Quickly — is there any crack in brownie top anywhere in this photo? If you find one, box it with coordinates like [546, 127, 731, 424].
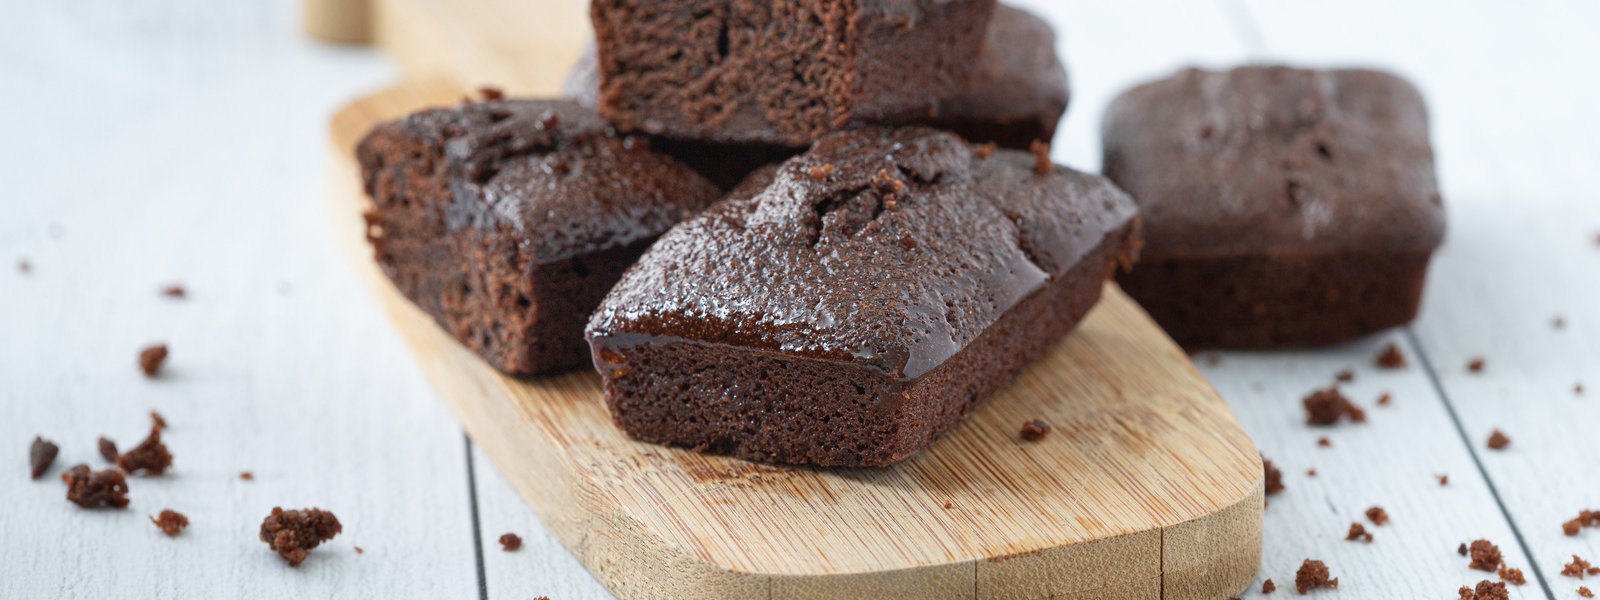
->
[358, 98, 713, 264]
[588, 127, 1138, 379]
[1102, 66, 1446, 259]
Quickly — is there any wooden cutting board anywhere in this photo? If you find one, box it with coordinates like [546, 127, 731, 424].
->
[316, 1, 1264, 598]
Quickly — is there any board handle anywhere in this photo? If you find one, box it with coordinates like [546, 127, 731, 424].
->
[301, 0, 372, 45]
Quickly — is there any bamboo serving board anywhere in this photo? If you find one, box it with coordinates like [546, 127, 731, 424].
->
[318, 1, 1264, 597]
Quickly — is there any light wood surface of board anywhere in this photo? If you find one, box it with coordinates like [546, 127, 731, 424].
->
[328, 76, 1264, 598]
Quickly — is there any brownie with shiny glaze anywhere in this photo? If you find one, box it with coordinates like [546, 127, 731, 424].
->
[568, 4, 1067, 188]
[357, 98, 720, 375]
[1103, 66, 1446, 349]
[586, 127, 1141, 466]
[591, 0, 997, 147]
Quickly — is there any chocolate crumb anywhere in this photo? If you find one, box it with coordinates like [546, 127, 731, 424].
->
[807, 164, 836, 179]
[1564, 519, 1582, 536]
[1459, 542, 1469, 556]
[354, 546, 364, 554]
[1345, 522, 1373, 542]
[1263, 458, 1284, 496]
[976, 141, 997, 160]
[62, 464, 129, 508]
[1366, 506, 1389, 526]
[29, 436, 59, 479]
[150, 509, 189, 536]
[1306, 468, 1317, 477]
[1028, 140, 1053, 175]
[1438, 474, 1450, 486]
[1468, 357, 1486, 373]
[97, 436, 118, 463]
[139, 344, 168, 377]
[1335, 369, 1355, 382]
[1498, 566, 1526, 585]
[498, 533, 522, 552]
[1580, 586, 1594, 598]
[1303, 386, 1365, 425]
[1486, 429, 1511, 450]
[942, 501, 953, 509]
[1294, 559, 1338, 593]
[1020, 419, 1052, 442]
[1376, 343, 1408, 368]
[260, 507, 342, 567]
[240, 471, 254, 481]
[160, 284, 186, 299]
[1317, 437, 1332, 448]
[1261, 578, 1275, 594]
[1564, 555, 1593, 578]
[477, 86, 504, 101]
[1468, 539, 1503, 571]
[150, 410, 167, 432]
[116, 426, 172, 476]
[1377, 392, 1392, 406]
[1459, 580, 1509, 600]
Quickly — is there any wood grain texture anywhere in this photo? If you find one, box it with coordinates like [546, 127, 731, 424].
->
[329, 77, 1263, 599]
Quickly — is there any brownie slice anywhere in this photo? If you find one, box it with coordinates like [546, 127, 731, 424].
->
[591, 0, 997, 147]
[586, 127, 1141, 467]
[1102, 66, 1446, 349]
[357, 99, 721, 375]
[569, 4, 1066, 187]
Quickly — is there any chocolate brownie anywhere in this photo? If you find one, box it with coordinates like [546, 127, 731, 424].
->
[568, 5, 1067, 186]
[586, 127, 1141, 466]
[590, 0, 997, 147]
[1103, 66, 1446, 349]
[357, 98, 721, 375]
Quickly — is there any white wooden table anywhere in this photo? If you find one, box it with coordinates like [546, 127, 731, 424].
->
[2, 1, 1596, 598]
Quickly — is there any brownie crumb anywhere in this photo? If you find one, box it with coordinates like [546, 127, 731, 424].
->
[1580, 586, 1594, 598]
[240, 471, 255, 481]
[1366, 506, 1390, 526]
[150, 410, 167, 432]
[1317, 437, 1332, 448]
[1498, 566, 1526, 585]
[498, 533, 523, 552]
[1261, 578, 1276, 594]
[62, 464, 129, 508]
[260, 507, 342, 567]
[1375, 343, 1408, 368]
[17, 258, 31, 274]
[1468, 357, 1486, 373]
[1303, 386, 1365, 426]
[354, 546, 364, 554]
[1020, 419, 1052, 442]
[117, 426, 172, 475]
[942, 501, 953, 509]
[477, 86, 504, 101]
[1028, 140, 1053, 175]
[1564, 519, 1582, 536]
[1468, 539, 1503, 571]
[1459, 542, 1469, 556]
[976, 141, 997, 160]
[1486, 429, 1511, 450]
[1345, 522, 1373, 542]
[1335, 369, 1356, 382]
[1306, 468, 1317, 477]
[29, 436, 59, 479]
[1459, 580, 1508, 600]
[1377, 392, 1392, 406]
[1264, 458, 1285, 496]
[807, 164, 836, 179]
[1294, 559, 1338, 593]
[139, 344, 169, 377]
[1564, 555, 1593, 578]
[97, 436, 118, 463]
[150, 509, 189, 536]
[1438, 474, 1450, 486]
[160, 284, 187, 299]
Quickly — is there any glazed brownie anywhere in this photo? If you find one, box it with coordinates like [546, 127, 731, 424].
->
[586, 127, 1141, 467]
[357, 98, 721, 375]
[590, 0, 998, 146]
[1103, 66, 1446, 349]
[569, 5, 1067, 186]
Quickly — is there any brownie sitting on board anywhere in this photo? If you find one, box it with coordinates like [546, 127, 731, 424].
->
[1103, 66, 1446, 349]
[586, 127, 1142, 467]
[357, 98, 721, 375]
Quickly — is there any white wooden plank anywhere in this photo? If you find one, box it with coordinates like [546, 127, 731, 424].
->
[1199, 338, 1541, 598]
[1241, 1, 1600, 595]
[471, 444, 614, 600]
[0, 1, 482, 598]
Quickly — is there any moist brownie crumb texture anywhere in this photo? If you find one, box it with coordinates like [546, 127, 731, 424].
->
[1486, 429, 1511, 450]
[150, 509, 189, 536]
[116, 426, 173, 476]
[1468, 539, 1503, 571]
[1261, 578, 1275, 594]
[1459, 581, 1509, 600]
[357, 98, 720, 375]
[62, 465, 129, 509]
[260, 507, 342, 567]
[1294, 559, 1338, 593]
[586, 127, 1140, 466]
[1345, 522, 1372, 542]
[1303, 386, 1365, 425]
[1365, 506, 1389, 525]
[1497, 566, 1526, 585]
[1263, 457, 1285, 496]
[1375, 342, 1407, 368]
[138, 344, 168, 377]
[29, 436, 58, 479]
[1019, 418, 1051, 441]
[97, 436, 118, 463]
[499, 533, 523, 551]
